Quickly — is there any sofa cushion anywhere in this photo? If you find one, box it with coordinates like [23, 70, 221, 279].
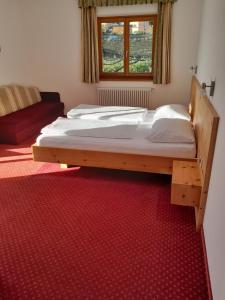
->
[8, 85, 42, 110]
[0, 85, 42, 117]
[0, 86, 19, 116]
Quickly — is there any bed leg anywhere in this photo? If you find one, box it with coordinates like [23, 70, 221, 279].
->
[60, 164, 73, 169]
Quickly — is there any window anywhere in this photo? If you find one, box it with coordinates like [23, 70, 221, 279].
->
[97, 15, 157, 81]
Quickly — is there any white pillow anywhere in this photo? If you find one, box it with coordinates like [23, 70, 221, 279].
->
[154, 104, 191, 122]
[147, 118, 195, 143]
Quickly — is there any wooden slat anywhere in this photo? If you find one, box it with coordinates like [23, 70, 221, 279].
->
[32, 144, 195, 175]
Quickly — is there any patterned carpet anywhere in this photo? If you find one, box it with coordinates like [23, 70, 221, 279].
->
[0, 141, 209, 299]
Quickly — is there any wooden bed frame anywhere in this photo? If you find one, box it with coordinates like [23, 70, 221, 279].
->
[32, 76, 219, 228]
[189, 76, 219, 228]
[31, 148, 195, 175]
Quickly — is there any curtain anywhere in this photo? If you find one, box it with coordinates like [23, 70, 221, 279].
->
[153, 1, 172, 84]
[79, 0, 177, 8]
[81, 7, 99, 83]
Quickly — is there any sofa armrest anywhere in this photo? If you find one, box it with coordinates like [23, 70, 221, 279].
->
[40, 92, 61, 102]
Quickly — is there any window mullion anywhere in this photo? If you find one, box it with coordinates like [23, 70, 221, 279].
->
[124, 19, 129, 75]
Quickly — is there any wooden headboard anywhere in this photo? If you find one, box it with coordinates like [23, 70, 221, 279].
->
[189, 76, 219, 228]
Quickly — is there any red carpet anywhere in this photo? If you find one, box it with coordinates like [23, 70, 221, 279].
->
[0, 142, 209, 299]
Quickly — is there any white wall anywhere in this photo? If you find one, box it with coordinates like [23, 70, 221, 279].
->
[20, 0, 97, 112]
[0, 0, 26, 84]
[0, 0, 202, 112]
[197, 1, 225, 299]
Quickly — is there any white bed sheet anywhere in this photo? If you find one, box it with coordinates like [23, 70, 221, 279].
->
[67, 104, 148, 124]
[36, 121, 196, 159]
[41, 117, 138, 139]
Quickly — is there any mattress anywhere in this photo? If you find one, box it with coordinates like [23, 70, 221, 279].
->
[36, 119, 196, 159]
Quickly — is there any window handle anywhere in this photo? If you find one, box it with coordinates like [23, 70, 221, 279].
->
[125, 50, 128, 58]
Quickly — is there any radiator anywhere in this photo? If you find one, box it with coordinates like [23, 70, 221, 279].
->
[97, 87, 153, 109]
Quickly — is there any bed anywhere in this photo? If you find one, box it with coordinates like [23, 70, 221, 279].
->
[33, 102, 197, 175]
[32, 76, 219, 228]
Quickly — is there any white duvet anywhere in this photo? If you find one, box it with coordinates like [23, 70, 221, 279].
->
[41, 117, 138, 139]
[67, 104, 147, 124]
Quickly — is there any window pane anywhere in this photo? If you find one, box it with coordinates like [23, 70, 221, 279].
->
[129, 21, 153, 73]
[101, 22, 124, 73]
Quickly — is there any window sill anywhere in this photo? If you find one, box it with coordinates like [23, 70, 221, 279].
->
[99, 74, 153, 82]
